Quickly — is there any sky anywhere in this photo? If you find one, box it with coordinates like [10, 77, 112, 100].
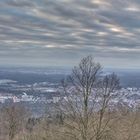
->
[0, 0, 140, 69]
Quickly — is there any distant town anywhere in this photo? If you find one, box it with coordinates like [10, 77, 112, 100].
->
[0, 67, 140, 114]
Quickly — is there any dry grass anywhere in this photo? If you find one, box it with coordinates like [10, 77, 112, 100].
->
[1, 108, 139, 140]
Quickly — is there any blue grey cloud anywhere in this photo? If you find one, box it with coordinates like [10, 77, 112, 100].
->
[0, 0, 140, 68]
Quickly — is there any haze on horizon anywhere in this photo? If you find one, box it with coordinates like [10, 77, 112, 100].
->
[0, 0, 140, 69]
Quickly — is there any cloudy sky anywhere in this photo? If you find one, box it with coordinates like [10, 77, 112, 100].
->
[0, 0, 140, 69]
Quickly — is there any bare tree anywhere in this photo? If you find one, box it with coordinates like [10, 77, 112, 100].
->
[2, 103, 28, 140]
[57, 56, 120, 140]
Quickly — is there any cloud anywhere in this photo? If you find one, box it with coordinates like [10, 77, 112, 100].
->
[0, 0, 140, 68]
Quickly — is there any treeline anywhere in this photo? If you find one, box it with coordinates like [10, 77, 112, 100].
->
[0, 56, 140, 140]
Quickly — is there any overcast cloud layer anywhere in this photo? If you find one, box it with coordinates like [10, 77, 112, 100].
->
[0, 0, 140, 68]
